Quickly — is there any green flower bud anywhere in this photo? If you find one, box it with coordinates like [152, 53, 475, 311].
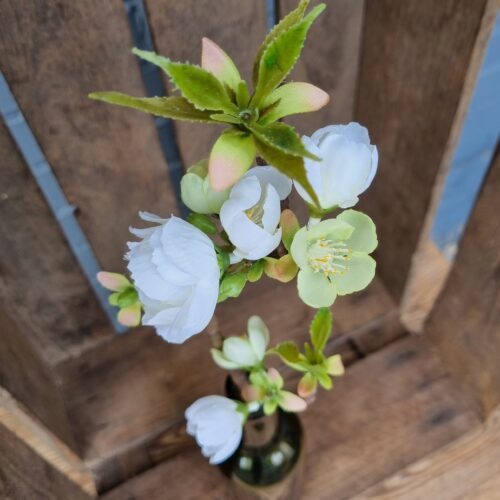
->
[180, 160, 230, 214]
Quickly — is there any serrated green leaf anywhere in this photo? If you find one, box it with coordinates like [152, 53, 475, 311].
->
[280, 209, 300, 252]
[218, 272, 247, 302]
[186, 213, 218, 235]
[310, 307, 332, 353]
[247, 260, 265, 282]
[251, 4, 326, 107]
[249, 122, 320, 161]
[254, 136, 320, 208]
[89, 93, 215, 123]
[132, 48, 238, 114]
[165, 61, 239, 113]
[252, 0, 310, 86]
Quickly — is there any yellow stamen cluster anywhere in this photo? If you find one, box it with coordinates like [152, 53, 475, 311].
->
[245, 203, 264, 227]
[307, 238, 352, 278]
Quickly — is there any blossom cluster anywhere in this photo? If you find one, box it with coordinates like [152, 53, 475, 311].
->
[93, 0, 379, 466]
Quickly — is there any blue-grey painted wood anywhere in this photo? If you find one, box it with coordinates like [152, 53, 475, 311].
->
[431, 12, 500, 258]
[123, 0, 188, 217]
[0, 71, 126, 334]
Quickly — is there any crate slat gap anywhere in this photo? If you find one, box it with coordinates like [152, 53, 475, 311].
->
[123, 0, 188, 217]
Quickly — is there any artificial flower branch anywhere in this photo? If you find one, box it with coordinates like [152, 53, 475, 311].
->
[93, 0, 379, 466]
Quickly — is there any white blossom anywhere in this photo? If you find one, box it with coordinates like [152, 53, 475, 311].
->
[295, 122, 378, 210]
[186, 395, 244, 464]
[126, 213, 219, 343]
[220, 166, 292, 263]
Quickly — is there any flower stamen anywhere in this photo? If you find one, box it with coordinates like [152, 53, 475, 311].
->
[308, 238, 352, 277]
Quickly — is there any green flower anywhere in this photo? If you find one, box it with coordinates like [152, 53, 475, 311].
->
[290, 210, 377, 308]
[180, 159, 230, 214]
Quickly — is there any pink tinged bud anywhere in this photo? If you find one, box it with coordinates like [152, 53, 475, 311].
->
[264, 255, 298, 283]
[97, 271, 130, 291]
[241, 384, 265, 402]
[297, 373, 317, 398]
[201, 37, 241, 90]
[279, 391, 307, 413]
[117, 302, 141, 327]
[267, 367, 284, 389]
[209, 131, 256, 191]
[280, 209, 300, 252]
[261, 82, 330, 124]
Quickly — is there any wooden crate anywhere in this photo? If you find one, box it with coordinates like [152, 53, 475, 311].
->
[0, 1, 499, 499]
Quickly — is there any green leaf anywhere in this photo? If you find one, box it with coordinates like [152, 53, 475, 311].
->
[186, 213, 218, 235]
[132, 48, 237, 114]
[247, 260, 265, 282]
[259, 82, 329, 124]
[254, 136, 320, 208]
[263, 398, 278, 416]
[280, 209, 300, 252]
[316, 369, 333, 390]
[251, 3, 326, 107]
[304, 342, 315, 363]
[297, 372, 317, 398]
[210, 113, 241, 124]
[248, 122, 320, 161]
[89, 93, 215, 123]
[310, 307, 332, 353]
[236, 81, 250, 108]
[273, 341, 300, 364]
[218, 272, 247, 302]
[252, 0, 310, 86]
[249, 370, 268, 388]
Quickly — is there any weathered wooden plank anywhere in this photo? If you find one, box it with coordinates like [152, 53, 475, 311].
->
[102, 336, 478, 499]
[146, 0, 268, 168]
[0, 123, 109, 364]
[426, 144, 500, 417]
[352, 408, 500, 500]
[280, 0, 365, 133]
[0, 0, 177, 274]
[400, 0, 499, 332]
[0, 387, 96, 500]
[0, 304, 77, 449]
[356, 0, 489, 301]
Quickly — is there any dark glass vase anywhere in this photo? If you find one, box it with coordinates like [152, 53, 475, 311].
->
[221, 377, 304, 499]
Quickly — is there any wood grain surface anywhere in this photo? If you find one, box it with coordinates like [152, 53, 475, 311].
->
[426, 144, 500, 417]
[356, 0, 488, 302]
[146, 0, 268, 168]
[280, 0, 365, 133]
[353, 407, 500, 500]
[0, 387, 96, 500]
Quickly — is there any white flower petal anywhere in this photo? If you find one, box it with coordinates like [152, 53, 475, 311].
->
[247, 316, 269, 360]
[245, 166, 292, 200]
[223, 337, 258, 366]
